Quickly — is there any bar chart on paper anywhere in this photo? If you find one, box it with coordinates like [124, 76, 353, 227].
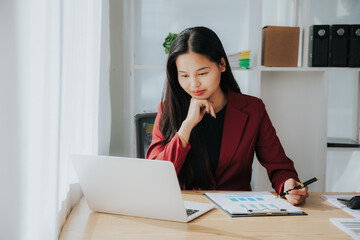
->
[204, 191, 305, 216]
[226, 195, 282, 212]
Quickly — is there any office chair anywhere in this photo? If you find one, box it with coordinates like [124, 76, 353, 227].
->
[134, 112, 157, 158]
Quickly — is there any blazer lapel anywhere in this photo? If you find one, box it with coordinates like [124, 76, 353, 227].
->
[215, 91, 248, 179]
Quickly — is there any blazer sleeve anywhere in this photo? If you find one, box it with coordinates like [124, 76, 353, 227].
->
[146, 104, 191, 174]
[255, 100, 299, 194]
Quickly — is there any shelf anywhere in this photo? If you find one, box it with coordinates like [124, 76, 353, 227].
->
[256, 67, 315, 72]
[327, 137, 360, 148]
[327, 147, 360, 151]
[254, 67, 360, 72]
[135, 65, 360, 72]
[229, 66, 252, 71]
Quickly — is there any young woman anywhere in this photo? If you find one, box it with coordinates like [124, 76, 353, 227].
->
[146, 26, 308, 205]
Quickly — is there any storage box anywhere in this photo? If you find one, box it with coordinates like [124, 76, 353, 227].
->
[262, 26, 300, 67]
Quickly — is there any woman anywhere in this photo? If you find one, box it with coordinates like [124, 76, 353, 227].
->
[146, 26, 308, 205]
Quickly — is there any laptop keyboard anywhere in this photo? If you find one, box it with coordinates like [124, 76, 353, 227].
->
[186, 208, 199, 217]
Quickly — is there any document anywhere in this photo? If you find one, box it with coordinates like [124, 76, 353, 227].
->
[204, 191, 306, 217]
[330, 218, 360, 239]
[322, 195, 360, 219]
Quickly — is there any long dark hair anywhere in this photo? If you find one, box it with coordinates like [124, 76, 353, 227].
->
[160, 26, 240, 189]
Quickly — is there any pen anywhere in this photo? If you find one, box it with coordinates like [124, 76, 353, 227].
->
[280, 177, 319, 197]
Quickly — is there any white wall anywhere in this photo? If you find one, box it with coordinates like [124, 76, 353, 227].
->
[0, 1, 22, 239]
[109, 0, 132, 157]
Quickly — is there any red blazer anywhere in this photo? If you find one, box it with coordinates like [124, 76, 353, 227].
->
[146, 90, 299, 193]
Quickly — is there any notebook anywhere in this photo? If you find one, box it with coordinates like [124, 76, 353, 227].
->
[71, 155, 215, 222]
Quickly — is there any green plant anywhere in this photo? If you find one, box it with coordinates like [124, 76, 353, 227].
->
[163, 32, 178, 54]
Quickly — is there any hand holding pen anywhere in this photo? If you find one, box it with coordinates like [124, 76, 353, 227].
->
[280, 177, 318, 205]
[281, 177, 319, 197]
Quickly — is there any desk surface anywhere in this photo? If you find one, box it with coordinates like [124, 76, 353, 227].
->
[59, 191, 354, 240]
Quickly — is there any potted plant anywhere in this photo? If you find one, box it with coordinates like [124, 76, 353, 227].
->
[162, 32, 178, 54]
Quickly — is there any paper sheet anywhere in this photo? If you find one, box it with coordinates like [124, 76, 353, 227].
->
[330, 218, 360, 239]
[322, 195, 360, 219]
[205, 191, 304, 216]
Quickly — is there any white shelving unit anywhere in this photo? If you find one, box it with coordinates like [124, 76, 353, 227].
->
[119, 0, 360, 192]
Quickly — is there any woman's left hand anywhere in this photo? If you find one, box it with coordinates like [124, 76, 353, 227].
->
[283, 178, 309, 205]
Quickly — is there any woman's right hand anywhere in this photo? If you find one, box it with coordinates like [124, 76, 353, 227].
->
[177, 98, 215, 148]
[185, 98, 216, 129]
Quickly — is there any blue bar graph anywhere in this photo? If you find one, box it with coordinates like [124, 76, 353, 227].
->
[225, 195, 282, 211]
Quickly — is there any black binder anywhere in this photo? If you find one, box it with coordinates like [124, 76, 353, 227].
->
[309, 25, 330, 67]
[329, 24, 350, 67]
[349, 24, 360, 67]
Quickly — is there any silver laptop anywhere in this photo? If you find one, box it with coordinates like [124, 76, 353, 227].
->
[71, 155, 215, 222]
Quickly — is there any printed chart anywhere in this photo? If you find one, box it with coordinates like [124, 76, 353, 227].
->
[331, 218, 360, 239]
[226, 195, 283, 212]
[205, 191, 304, 216]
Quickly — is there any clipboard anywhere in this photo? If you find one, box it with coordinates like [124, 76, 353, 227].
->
[204, 191, 307, 217]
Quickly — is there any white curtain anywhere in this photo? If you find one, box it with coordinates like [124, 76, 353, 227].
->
[0, 0, 111, 239]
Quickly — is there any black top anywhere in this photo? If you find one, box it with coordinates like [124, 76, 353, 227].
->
[200, 105, 226, 176]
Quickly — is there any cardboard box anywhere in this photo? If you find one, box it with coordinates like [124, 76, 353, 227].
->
[262, 26, 300, 67]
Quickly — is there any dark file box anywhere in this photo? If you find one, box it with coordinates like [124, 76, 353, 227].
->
[308, 25, 330, 67]
[349, 24, 360, 67]
[329, 25, 350, 67]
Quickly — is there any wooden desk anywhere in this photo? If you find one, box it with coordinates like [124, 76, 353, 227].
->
[59, 192, 353, 239]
